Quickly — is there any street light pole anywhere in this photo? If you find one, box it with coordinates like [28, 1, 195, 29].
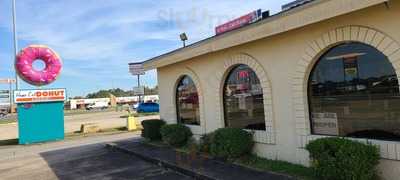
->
[12, 0, 19, 90]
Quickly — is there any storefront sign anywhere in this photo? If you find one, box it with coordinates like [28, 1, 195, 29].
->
[0, 79, 16, 84]
[238, 70, 249, 79]
[129, 63, 145, 75]
[133, 86, 145, 96]
[14, 89, 66, 103]
[215, 9, 262, 35]
[0, 90, 10, 104]
[312, 113, 339, 135]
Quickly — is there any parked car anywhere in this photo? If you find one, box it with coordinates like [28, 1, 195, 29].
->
[0, 111, 6, 118]
[132, 103, 139, 109]
[86, 102, 108, 110]
[0, 108, 8, 119]
[136, 102, 159, 113]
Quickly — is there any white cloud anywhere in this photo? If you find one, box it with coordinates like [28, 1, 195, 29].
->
[0, 0, 292, 96]
[6, 0, 291, 60]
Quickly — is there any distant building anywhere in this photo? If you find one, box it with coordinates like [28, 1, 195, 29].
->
[68, 95, 159, 110]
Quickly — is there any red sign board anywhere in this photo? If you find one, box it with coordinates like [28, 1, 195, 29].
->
[215, 10, 262, 35]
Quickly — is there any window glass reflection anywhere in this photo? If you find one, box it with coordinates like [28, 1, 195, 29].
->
[224, 64, 266, 130]
[176, 76, 200, 125]
[308, 42, 400, 141]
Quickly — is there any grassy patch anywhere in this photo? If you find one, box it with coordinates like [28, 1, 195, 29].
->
[143, 141, 313, 179]
[66, 126, 133, 138]
[0, 119, 17, 124]
[120, 112, 159, 118]
[135, 112, 159, 117]
[0, 109, 117, 125]
[236, 155, 315, 180]
[64, 109, 114, 116]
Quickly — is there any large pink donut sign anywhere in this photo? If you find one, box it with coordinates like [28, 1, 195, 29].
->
[15, 45, 62, 86]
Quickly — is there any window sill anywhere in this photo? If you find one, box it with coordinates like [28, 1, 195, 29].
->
[299, 135, 400, 160]
[184, 124, 204, 135]
[246, 129, 276, 144]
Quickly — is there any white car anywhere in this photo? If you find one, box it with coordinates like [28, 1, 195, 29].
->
[132, 103, 139, 109]
[0, 109, 8, 118]
[86, 102, 109, 110]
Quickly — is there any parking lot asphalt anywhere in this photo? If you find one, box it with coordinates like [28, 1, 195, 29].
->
[0, 135, 191, 180]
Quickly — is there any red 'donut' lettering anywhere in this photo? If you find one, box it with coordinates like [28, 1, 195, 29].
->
[35, 90, 64, 97]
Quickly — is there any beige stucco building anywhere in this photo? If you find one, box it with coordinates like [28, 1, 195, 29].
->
[141, 0, 400, 179]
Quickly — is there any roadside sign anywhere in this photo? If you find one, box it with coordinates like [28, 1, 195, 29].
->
[0, 89, 11, 109]
[133, 86, 145, 96]
[0, 90, 10, 100]
[0, 90, 10, 94]
[14, 89, 66, 103]
[129, 63, 145, 75]
[0, 95, 9, 98]
[0, 79, 16, 84]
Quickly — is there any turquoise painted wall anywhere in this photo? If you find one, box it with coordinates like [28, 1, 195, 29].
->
[18, 102, 64, 144]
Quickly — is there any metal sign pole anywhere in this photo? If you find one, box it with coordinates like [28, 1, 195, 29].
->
[137, 74, 141, 103]
[9, 82, 12, 113]
[12, 0, 19, 90]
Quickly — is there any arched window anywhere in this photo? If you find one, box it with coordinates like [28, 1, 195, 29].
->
[223, 64, 266, 130]
[176, 75, 200, 125]
[308, 42, 400, 141]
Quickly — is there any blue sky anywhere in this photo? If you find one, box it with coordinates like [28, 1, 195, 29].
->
[0, 0, 291, 97]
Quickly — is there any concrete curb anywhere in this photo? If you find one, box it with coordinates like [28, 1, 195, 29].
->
[105, 143, 215, 180]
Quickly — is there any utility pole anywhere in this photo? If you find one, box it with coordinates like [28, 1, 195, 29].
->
[12, 0, 19, 90]
[8, 81, 12, 113]
[137, 74, 141, 103]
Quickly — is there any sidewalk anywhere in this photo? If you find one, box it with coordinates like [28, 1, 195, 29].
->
[0, 132, 140, 162]
[107, 140, 294, 180]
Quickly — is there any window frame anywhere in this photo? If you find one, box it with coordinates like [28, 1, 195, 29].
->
[175, 75, 201, 126]
[307, 41, 400, 139]
[222, 64, 266, 131]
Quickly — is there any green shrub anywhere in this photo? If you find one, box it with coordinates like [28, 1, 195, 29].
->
[210, 128, 254, 159]
[199, 132, 215, 153]
[305, 137, 380, 180]
[160, 124, 192, 147]
[141, 119, 165, 141]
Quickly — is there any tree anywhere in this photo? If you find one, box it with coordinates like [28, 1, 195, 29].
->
[85, 87, 158, 98]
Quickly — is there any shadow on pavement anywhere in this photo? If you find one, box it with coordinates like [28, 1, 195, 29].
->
[0, 138, 18, 146]
[39, 143, 192, 180]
